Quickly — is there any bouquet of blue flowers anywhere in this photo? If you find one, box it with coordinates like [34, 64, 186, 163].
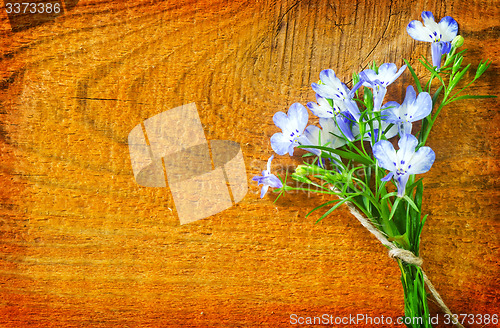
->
[253, 11, 493, 328]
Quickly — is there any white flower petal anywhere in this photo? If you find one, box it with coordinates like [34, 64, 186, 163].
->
[373, 140, 398, 171]
[303, 125, 321, 146]
[271, 133, 292, 156]
[273, 111, 289, 131]
[397, 134, 418, 162]
[266, 155, 274, 172]
[408, 146, 435, 175]
[421, 11, 437, 27]
[408, 92, 432, 121]
[319, 69, 342, 89]
[288, 103, 309, 133]
[407, 20, 434, 42]
[438, 16, 458, 42]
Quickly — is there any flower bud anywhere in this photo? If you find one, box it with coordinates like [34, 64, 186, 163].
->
[294, 165, 308, 176]
[364, 87, 374, 110]
[452, 55, 463, 75]
[452, 35, 464, 48]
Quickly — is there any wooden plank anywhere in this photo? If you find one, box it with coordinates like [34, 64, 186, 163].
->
[0, 0, 498, 326]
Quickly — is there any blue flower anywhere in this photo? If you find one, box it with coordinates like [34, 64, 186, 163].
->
[311, 69, 362, 121]
[307, 95, 357, 142]
[407, 11, 458, 69]
[381, 85, 432, 137]
[302, 118, 347, 162]
[373, 134, 435, 197]
[271, 103, 309, 156]
[252, 155, 283, 198]
[359, 63, 406, 112]
[307, 94, 339, 118]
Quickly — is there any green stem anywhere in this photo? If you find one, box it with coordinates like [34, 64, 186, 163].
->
[399, 261, 433, 328]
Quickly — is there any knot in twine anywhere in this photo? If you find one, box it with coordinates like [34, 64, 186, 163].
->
[388, 248, 423, 267]
[332, 188, 465, 328]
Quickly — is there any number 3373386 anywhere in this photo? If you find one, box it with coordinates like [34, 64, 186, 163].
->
[5, 2, 61, 14]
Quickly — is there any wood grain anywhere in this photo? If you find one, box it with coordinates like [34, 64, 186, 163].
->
[0, 0, 498, 327]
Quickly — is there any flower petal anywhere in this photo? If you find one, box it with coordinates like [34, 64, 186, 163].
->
[320, 117, 347, 148]
[273, 111, 289, 131]
[421, 11, 436, 26]
[334, 115, 355, 142]
[407, 20, 434, 42]
[252, 175, 265, 184]
[396, 173, 410, 197]
[267, 174, 283, 189]
[319, 69, 341, 88]
[407, 146, 435, 175]
[349, 80, 364, 98]
[397, 134, 418, 162]
[389, 64, 407, 85]
[345, 99, 361, 121]
[307, 96, 335, 118]
[381, 101, 401, 123]
[431, 42, 444, 68]
[311, 83, 336, 100]
[359, 69, 378, 86]
[382, 121, 399, 139]
[438, 16, 458, 41]
[398, 121, 413, 137]
[303, 125, 321, 155]
[378, 63, 398, 79]
[266, 155, 274, 172]
[288, 103, 309, 133]
[373, 86, 387, 111]
[409, 91, 432, 121]
[373, 140, 398, 171]
[402, 85, 417, 108]
[270, 133, 291, 156]
[381, 171, 394, 182]
[260, 184, 270, 198]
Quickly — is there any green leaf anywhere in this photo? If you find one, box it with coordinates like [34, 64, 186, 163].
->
[283, 186, 338, 195]
[306, 200, 340, 218]
[388, 197, 402, 221]
[430, 71, 447, 89]
[448, 63, 471, 91]
[405, 178, 424, 195]
[403, 195, 420, 213]
[419, 57, 434, 72]
[432, 85, 443, 105]
[446, 94, 496, 105]
[316, 196, 355, 223]
[297, 145, 374, 165]
[381, 192, 398, 200]
[273, 169, 288, 203]
[452, 55, 464, 75]
[404, 59, 422, 93]
[388, 233, 410, 249]
[421, 214, 428, 225]
[414, 179, 424, 211]
[475, 59, 492, 79]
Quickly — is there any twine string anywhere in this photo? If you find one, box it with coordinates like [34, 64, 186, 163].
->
[335, 189, 464, 328]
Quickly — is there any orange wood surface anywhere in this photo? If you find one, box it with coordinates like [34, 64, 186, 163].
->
[0, 0, 498, 327]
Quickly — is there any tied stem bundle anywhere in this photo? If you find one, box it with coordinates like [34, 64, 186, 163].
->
[337, 188, 464, 328]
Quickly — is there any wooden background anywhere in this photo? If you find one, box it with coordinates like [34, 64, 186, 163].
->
[0, 0, 498, 327]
